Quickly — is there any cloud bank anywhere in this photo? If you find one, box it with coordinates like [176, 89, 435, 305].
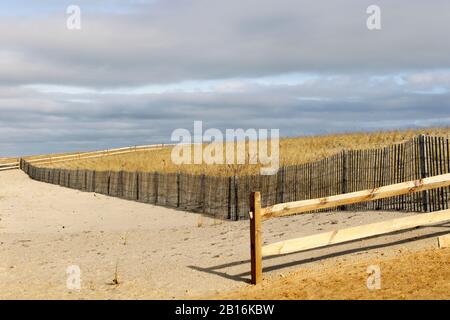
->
[1, 0, 450, 156]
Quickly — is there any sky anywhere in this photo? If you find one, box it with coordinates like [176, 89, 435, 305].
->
[1, 0, 450, 156]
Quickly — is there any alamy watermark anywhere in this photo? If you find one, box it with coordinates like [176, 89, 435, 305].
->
[67, 5, 81, 30]
[66, 265, 81, 290]
[171, 121, 279, 175]
[366, 5, 381, 30]
[366, 264, 381, 290]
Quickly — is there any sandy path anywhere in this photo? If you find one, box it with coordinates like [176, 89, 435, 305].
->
[0, 170, 448, 299]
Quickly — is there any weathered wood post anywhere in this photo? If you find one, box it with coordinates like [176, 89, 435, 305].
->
[419, 135, 429, 212]
[341, 151, 347, 210]
[176, 172, 180, 207]
[250, 191, 262, 284]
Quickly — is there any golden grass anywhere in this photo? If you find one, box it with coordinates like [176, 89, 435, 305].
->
[39, 128, 450, 177]
[210, 247, 450, 300]
[0, 157, 18, 165]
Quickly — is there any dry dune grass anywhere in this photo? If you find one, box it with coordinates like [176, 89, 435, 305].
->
[212, 247, 450, 300]
[0, 157, 18, 165]
[40, 127, 450, 177]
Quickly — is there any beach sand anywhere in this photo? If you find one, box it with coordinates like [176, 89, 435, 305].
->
[1, 170, 448, 299]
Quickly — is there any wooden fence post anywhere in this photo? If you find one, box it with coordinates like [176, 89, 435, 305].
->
[280, 167, 285, 203]
[250, 191, 262, 284]
[176, 172, 180, 207]
[419, 135, 429, 212]
[234, 176, 239, 220]
[154, 172, 159, 205]
[341, 151, 347, 210]
[228, 176, 232, 220]
[136, 172, 140, 201]
[119, 170, 124, 198]
[201, 174, 206, 213]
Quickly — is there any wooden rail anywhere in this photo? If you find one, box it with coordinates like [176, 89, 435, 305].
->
[0, 164, 19, 171]
[262, 209, 450, 256]
[26, 145, 167, 166]
[24, 143, 170, 165]
[262, 174, 450, 219]
[0, 143, 173, 172]
[249, 173, 450, 284]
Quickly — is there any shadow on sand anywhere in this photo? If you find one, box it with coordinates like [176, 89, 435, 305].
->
[188, 224, 450, 284]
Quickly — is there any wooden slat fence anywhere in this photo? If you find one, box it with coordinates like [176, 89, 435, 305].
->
[20, 135, 450, 220]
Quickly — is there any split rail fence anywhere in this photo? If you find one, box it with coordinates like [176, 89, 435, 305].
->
[249, 173, 450, 284]
[1, 143, 170, 172]
[0, 162, 19, 171]
[20, 135, 450, 220]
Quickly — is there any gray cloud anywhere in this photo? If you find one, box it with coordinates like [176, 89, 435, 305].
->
[1, 1, 450, 156]
[1, 1, 450, 87]
[2, 73, 450, 156]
